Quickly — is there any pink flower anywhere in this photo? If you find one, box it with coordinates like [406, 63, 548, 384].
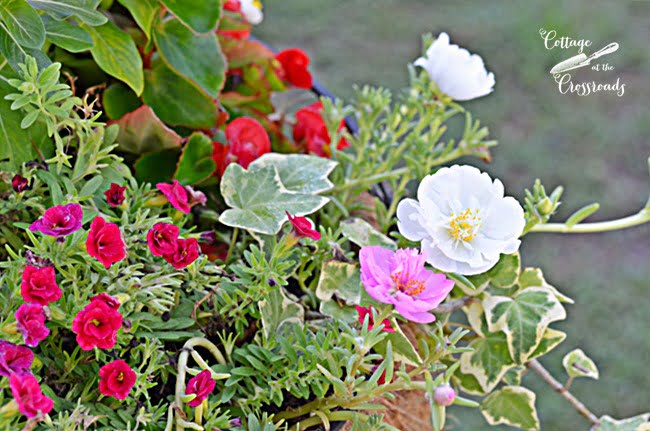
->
[104, 183, 126, 207]
[0, 341, 34, 377]
[71, 296, 123, 350]
[89, 293, 121, 310]
[156, 180, 190, 213]
[20, 265, 62, 306]
[355, 306, 395, 333]
[163, 238, 200, 269]
[359, 246, 454, 324]
[286, 211, 321, 241]
[99, 359, 137, 400]
[86, 216, 127, 268]
[9, 372, 54, 418]
[147, 222, 180, 256]
[185, 369, 216, 407]
[15, 304, 49, 347]
[29, 203, 83, 237]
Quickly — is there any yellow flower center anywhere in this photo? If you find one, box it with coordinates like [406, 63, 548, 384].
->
[448, 208, 481, 242]
[253, 0, 262, 10]
[390, 272, 426, 297]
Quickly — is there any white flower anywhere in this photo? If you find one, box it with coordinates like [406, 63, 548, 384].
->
[414, 32, 495, 101]
[240, 0, 263, 25]
[397, 165, 524, 275]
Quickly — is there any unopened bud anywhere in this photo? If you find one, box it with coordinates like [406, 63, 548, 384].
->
[536, 197, 554, 215]
[433, 384, 456, 406]
[268, 278, 276, 287]
[229, 417, 242, 427]
[11, 175, 31, 193]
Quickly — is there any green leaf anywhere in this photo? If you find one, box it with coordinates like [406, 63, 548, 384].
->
[258, 288, 304, 338]
[460, 326, 515, 392]
[315, 261, 360, 303]
[0, 0, 45, 48]
[42, 15, 93, 52]
[102, 82, 141, 120]
[83, 20, 144, 95]
[159, 0, 222, 34]
[592, 414, 650, 431]
[134, 149, 180, 184]
[153, 16, 225, 98]
[528, 327, 566, 360]
[340, 217, 396, 250]
[28, 0, 107, 26]
[113, 105, 182, 155]
[174, 132, 216, 185]
[562, 348, 599, 380]
[143, 60, 217, 129]
[519, 267, 574, 304]
[381, 318, 422, 366]
[117, 0, 158, 38]
[219, 164, 329, 235]
[483, 286, 567, 363]
[466, 252, 520, 294]
[480, 386, 540, 431]
[566, 202, 599, 227]
[319, 300, 357, 322]
[248, 153, 338, 194]
[0, 23, 51, 72]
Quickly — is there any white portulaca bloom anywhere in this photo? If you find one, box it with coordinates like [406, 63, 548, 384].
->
[397, 165, 525, 275]
[240, 0, 263, 25]
[414, 32, 495, 101]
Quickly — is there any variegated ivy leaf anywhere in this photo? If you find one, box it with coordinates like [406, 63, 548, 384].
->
[315, 261, 361, 303]
[528, 327, 566, 360]
[463, 252, 521, 295]
[460, 322, 515, 392]
[219, 164, 328, 235]
[375, 317, 422, 366]
[562, 348, 599, 380]
[592, 414, 650, 431]
[340, 217, 396, 250]
[248, 153, 337, 194]
[519, 267, 574, 304]
[480, 386, 540, 431]
[483, 286, 566, 364]
[258, 288, 304, 338]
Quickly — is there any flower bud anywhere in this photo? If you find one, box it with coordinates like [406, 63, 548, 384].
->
[11, 175, 31, 193]
[433, 384, 456, 406]
[229, 417, 242, 427]
[536, 197, 554, 215]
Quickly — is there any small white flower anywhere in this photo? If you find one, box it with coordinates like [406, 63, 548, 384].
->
[414, 32, 495, 101]
[397, 165, 524, 275]
[240, 0, 263, 25]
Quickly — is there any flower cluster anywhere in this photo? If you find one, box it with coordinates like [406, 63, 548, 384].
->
[147, 222, 200, 269]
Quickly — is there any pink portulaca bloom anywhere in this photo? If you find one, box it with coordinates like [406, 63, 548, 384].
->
[29, 203, 83, 237]
[359, 246, 454, 324]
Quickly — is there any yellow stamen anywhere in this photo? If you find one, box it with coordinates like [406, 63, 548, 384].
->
[448, 208, 481, 242]
[390, 273, 426, 297]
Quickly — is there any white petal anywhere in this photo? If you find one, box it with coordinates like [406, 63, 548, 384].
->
[397, 199, 428, 241]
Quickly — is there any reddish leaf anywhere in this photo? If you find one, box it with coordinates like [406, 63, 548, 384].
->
[110, 105, 182, 154]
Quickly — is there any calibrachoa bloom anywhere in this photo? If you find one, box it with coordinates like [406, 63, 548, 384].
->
[355, 305, 395, 333]
[293, 101, 350, 158]
[86, 216, 126, 268]
[29, 203, 83, 237]
[147, 222, 180, 256]
[286, 211, 321, 241]
[185, 369, 216, 407]
[104, 183, 126, 207]
[11, 174, 30, 192]
[212, 117, 271, 177]
[0, 341, 33, 377]
[433, 384, 456, 406]
[163, 238, 200, 269]
[99, 359, 137, 400]
[15, 304, 49, 347]
[9, 373, 54, 418]
[20, 265, 61, 306]
[414, 32, 495, 101]
[396, 165, 525, 275]
[89, 293, 121, 310]
[276, 48, 313, 89]
[157, 180, 191, 213]
[359, 246, 454, 323]
[72, 295, 123, 350]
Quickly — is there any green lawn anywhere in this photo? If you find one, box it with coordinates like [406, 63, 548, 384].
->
[258, 1, 650, 429]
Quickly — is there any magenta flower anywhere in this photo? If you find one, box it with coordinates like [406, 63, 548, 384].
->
[9, 372, 54, 418]
[156, 180, 190, 214]
[359, 246, 454, 324]
[29, 203, 83, 237]
[185, 369, 216, 407]
[0, 341, 34, 377]
[15, 304, 50, 347]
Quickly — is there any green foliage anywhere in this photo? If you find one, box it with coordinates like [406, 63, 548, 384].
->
[480, 386, 540, 431]
[562, 348, 599, 380]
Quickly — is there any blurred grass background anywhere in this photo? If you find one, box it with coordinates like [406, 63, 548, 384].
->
[257, 1, 650, 429]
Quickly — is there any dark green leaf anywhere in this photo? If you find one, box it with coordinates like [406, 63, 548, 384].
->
[0, 0, 45, 48]
[0, 23, 51, 72]
[134, 149, 180, 184]
[102, 81, 141, 120]
[42, 15, 93, 52]
[28, 0, 108, 26]
[159, 0, 222, 33]
[117, 0, 158, 38]
[174, 132, 215, 185]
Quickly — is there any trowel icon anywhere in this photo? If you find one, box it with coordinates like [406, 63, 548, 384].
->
[550, 42, 619, 74]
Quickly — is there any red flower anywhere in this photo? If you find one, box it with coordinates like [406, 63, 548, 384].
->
[16, 304, 50, 347]
[163, 238, 200, 269]
[147, 222, 180, 256]
[355, 306, 395, 333]
[185, 369, 216, 407]
[223, 0, 241, 11]
[11, 174, 31, 192]
[71, 296, 123, 350]
[293, 102, 350, 157]
[20, 265, 61, 306]
[212, 117, 271, 177]
[29, 203, 83, 237]
[156, 180, 191, 214]
[286, 211, 321, 241]
[89, 293, 121, 310]
[0, 341, 34, 377]
[104, 183, 126, 207]
[86, 216, 126, 269]
[9, 373, 54, 418]
[99, 359, 137, 400]
[276, 48, 313, 89]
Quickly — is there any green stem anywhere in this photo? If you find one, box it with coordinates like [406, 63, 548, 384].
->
[330, 168, 409, 193]
[530, 209, 649, 233]
[225, 228, 238, 265]
[292, 411, 371, 430]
